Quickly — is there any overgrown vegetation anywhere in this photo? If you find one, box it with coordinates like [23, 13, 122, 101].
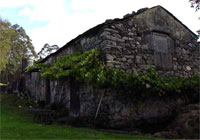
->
[27, 49, 199, 98]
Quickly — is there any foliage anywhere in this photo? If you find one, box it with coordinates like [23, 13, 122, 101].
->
[27, 49, 199, 98]
[190, 0, 200, 11]
[39, 49, 106, 86]
[0, 18, 13, 72]
[37, 43, 59, 60]
[0, 17, 37, 83]
[26, 63, 46, 72]
[189, 0, 200, 36]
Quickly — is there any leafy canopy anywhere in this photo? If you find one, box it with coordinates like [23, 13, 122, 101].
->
[0, 17, 37, 83]
[0, 18, 13, 72]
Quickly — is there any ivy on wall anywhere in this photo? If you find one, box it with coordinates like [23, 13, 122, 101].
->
[27, 49, 199, 98]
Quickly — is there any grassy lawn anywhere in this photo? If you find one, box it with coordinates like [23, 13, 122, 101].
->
[0, 93, 161, 140]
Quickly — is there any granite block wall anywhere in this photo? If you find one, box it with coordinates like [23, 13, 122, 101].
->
[23, 6, 199, 131]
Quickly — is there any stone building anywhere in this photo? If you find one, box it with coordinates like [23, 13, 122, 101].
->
[24, 6, 199, 135]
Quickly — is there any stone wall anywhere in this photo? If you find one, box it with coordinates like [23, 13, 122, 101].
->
[25, 5, 199, 107]
[64, 84, 198, 131]
[100, 7, 199, 76]
[42, 28, 105, 65]
[49, 80, 70, 108]
[24, 73, 70, 106]
[41, 6, 199, 77]
[24, 72, 41, 99]
[23, 6, 199, 137]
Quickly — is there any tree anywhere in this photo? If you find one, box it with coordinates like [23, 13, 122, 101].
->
[5, 24, 37, 75]
[37, 43, 59, 59]
[190, 0, 200, 11]
[189, 0, 200, 36]
[0, 17, 37, 83]
[0, 18, 13, 72]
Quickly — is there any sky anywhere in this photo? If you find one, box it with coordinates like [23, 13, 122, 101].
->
[0, 0, 199, 53]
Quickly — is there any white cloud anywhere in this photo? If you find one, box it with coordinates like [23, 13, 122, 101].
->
[3, 0, 198, 52]
[0, 0, 29, 8]
[19, 7, 32, 16]
[28, 11, 102, 52]
[18, 0, 66, 21]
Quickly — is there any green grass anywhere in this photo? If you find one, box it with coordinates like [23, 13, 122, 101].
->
[0, 93, 162, 140]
